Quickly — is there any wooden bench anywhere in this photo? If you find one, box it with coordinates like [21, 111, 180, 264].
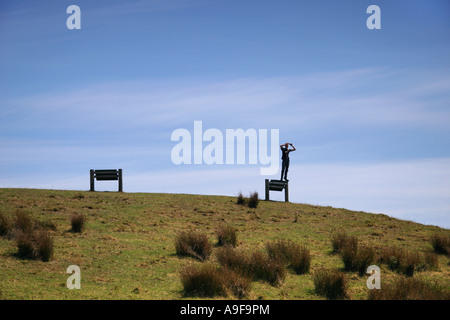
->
[265, 179, 289, 202]
[90, 169, 123, 192]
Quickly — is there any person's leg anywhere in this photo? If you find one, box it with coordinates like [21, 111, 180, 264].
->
[283, 159, 290, 180]
[281, 162, 286, 180]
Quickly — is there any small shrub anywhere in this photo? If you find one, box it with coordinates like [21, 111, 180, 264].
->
[314, 269, 348, 300]
[180, 263, 226, 297]
[368, 277, 450, 300]
[175, 231, 212, 261]
[331, 232, 358, 253]
[217, 225, 238, 247]
[0, 212, 11, 237]
[236, 192, 246, 205]
[266, 240, 311, 274]
[247, 192, 259, 209]
[71, 213, 86, 233]
[430, 234, 450, 255]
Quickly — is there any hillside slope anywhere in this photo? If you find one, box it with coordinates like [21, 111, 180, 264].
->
[0, 188, 448, 300]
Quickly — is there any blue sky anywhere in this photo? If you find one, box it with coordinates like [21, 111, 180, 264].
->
[1, 0, 449, 228]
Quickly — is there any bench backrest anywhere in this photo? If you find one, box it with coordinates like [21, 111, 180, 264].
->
[268, 180, 287, 191]
[93, 169, 120, 181]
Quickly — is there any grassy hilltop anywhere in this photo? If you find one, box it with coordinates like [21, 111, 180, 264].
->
[0, 188, 449, 300]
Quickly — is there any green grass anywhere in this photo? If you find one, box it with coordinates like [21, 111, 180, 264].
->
[0, 188, 449, 300]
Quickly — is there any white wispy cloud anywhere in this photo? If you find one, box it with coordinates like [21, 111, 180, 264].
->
[2, 68, 450, 134]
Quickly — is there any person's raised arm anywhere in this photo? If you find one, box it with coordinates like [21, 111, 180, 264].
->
[289, 143, 296, 151]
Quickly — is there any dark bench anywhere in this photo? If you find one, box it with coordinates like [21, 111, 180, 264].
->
[90, 169, 123, 192]
[265, 179, 289, 202]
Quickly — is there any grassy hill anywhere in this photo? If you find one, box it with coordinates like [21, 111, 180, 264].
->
[0, 188, 448, 300]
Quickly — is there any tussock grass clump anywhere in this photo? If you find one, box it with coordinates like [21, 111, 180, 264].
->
[290, 249, 311, 275]
[341, 245, 376, 276]
[247, 192, 259, 209]
[236, 192, 246, 205]
[430, 234, 450, 255]
[216, 225, 238, 247]
[314, 269, 348, 300]
[221, 268, 252, 299]
[16, 230, 36, 259]
[379, 246, 420, 277]
[331, 232, 358, 253]
[266, 240, 311, 274]
[332, 232, 375, 275]
[71, 213, 86, 233]
[15, 211, 34, 234]
[216, 246, 249, 272]
[236, 191, 259, 209]
[180, 263, 226, 297]
[368, 277, 450, 300]
[250, 250, 285, 285]
[180, 263, 251, 298]
[15, 229, 54, 261]
[34, 229, 54, 262]
[0, 212, 11, 237]
[8, 212, 55, 261]
[420, 252, 439, 271]
[175, 231, 212, 261]
[216, 247, 285, 286]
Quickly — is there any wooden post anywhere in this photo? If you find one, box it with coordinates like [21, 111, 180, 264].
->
[90, 169, 95, 191]
[265, 179, 269, 201]
[118, 169, 123, 192]
[284, 180, 289, 202]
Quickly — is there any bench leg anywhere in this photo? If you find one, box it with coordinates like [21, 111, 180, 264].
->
[90, 170, 95, 192]
[285, 181, 289, 202]
[118, 169, 123, 192]
[265, 179, 269, 201]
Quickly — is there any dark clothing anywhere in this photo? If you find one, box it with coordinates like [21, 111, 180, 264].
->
[281, 147, 291, 160]
[281, 158, 290, 180]
[281, 146, 292, 180]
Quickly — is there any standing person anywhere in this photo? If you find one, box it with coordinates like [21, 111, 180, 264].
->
[280, 142, 296, 181]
